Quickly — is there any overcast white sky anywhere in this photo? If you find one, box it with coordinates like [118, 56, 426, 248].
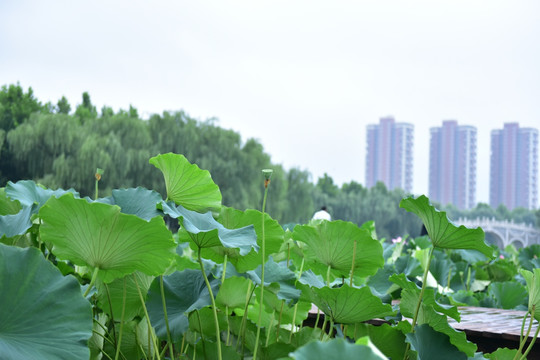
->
[1, 1, 539, 203]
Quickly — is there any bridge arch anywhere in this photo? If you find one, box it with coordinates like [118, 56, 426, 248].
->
[484, 230, 505, 249]
[509, 238, 525, 249]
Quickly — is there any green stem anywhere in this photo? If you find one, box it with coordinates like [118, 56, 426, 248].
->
[287, 243, 290, 267]
[320, 315, 328, 341]
[276, 300, 285, 341]
[514, 307, 535, 360]
[160, 275, 175, 359]
[265, 310, 276, 347]
[521, 323, 540, 360]
[197, 247, 222, 360]
[327, 319, 335, 340]
[83, 267, 100, 298]
[350, 240, 357, 286]
[253, 181, 270, 360]
[104, 283, 118, 347]
[221, 254, 228, 285]
[195, 309, 207, 360]
[519, 309, 530, 345]
[114, 277, 127, 360]
[133, 274, 160, 360]
[225, 305, 231, 346]
[411, 247, 434, 329]
[237, 282, 255, 355]
[289, 303, 299, 343]
[404, 246, 434, 360]
[326, 264, 332, 287]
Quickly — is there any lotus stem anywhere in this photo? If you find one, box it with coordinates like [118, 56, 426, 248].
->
[350, 240, 357, 286]
[287, 243, 290, 267]
[320, 315, 328, 341]
[221, 254, 228, 285]
[83, 267, 100, 298]
[237, 282, 255, 355]
[520, 322, 540, 360]
[195, 309, 208, 360]
[133, 274, 161, 360]
[411, 246, 434, 329]
[225, 305, 231, 346]
[159, 275, 175, 358]
[253, 169, 272, 360]
[196, 247, 222, 360]
[289, 303, 299, 343]
[326, 264, 332, 287]
[114, 278, 127, 360]
[104, 283, 118, 347]
[404, 246, 434, 360]
[514, 307, 536, 360]
[265, 310, 276, 347]
[276, 300, 285, 341]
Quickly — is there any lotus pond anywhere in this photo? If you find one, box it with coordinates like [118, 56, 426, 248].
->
[1, 153, 539, 360]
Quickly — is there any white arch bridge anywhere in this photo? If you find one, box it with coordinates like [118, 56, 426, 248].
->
[457, 217, 540, 249]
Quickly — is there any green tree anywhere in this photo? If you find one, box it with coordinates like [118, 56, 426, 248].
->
[56, 96, 71, 114]
[74, 92, 97, 120]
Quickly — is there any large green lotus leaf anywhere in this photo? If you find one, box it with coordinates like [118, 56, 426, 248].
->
[289, 338, 388, 360]
[96, 271, 154, 321]
[0, 244, 93, 359]
[218, 206, 284, 272]
[149, 153, 222, 212]
[292, 220, 383, 279]
[367, 264, 398, 298]
[146, 269, 220, 340]
[216, 276, 252, 311]
[415, 303, 477, 356]
[298, 283, 394, 324]
[485, 347, 519, 359]
[0, 188, 21, 215]
[0, 205, 33, 239]
[488, 281, 527, 309]
[521, 268, 540, 321]
[345, 323, 406, 360]
[400, 196, 493, 258]
[298, 270, 326, 289]
[518, 245, 540, 271]
[6, 180, 79, 212]
[390, 273, 460, 321]
[486, 259, 517, 282]
[161, 201, 258, 255]
[98, 187, 163, 221]
[406, 324, 467, 360]
[39, 194, 176, 283]
[247, 257, 301, 302]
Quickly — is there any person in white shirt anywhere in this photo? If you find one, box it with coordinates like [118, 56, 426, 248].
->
[312, 206, 331, 221]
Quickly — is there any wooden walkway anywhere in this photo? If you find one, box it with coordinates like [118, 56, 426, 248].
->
[307, 306, 540, 357]
[447, 307, 540, 357]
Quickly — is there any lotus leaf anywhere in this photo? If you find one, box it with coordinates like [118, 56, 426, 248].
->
[0, 244, 92, 359]
[39, 193, 176, 283]
[149, 153, 221, 213]
[400, 196, 493, 258]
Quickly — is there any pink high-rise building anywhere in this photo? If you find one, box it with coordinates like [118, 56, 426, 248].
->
[365, 116, 413, 192]
[429, 120, 477, 209]
[490, 123, 538, 210]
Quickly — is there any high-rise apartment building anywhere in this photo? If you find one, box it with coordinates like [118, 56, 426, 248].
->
[365, 116, 413, 192]
[490, 123, 538, 210]
[429, 120, 477, 209]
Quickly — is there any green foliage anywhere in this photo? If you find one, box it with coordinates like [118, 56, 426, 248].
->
[0, 244, 93, 359]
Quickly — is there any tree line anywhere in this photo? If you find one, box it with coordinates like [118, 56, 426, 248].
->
[1, 84, 538, 238]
